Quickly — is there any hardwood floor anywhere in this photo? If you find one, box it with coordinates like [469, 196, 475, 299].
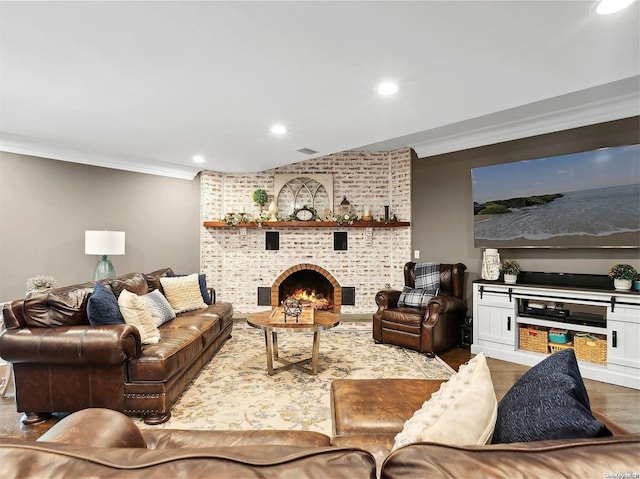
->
[1, 347, 638, 441]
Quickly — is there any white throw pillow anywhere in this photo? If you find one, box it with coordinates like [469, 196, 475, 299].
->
[392, 353, 497, 450]
[118, 289, 161, 345]
[160, 273, 207, 313]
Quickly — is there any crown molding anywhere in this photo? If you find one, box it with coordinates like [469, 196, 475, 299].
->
[0, 135, 202, 180]
[410, 80, 640, 158]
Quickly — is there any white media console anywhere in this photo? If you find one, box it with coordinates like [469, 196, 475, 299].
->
[472, 277, 640, 390]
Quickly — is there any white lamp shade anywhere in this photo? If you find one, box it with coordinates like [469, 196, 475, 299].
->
[85, 231, 125, 255]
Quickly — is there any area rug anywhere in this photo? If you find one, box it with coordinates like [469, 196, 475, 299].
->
[135, 322, 454, 435]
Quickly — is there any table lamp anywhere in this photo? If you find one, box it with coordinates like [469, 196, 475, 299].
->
[85, 230, 125, 281]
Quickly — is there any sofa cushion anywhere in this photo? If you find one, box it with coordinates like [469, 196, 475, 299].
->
[87, 283, 126, 326]
[118, 290, 161, 345]
[397, 286, 434, 307]
[392, 353, 497, 450]
[491, 348, 611, 444]
[139, 289, 176, 327]
[168, 272, 212, 305]
[414, 262, 440, 293]
[160, 274, 207, 313]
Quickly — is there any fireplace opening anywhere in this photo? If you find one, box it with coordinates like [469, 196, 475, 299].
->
[279, 270, 333, 310]
[272, 264, 342, 312]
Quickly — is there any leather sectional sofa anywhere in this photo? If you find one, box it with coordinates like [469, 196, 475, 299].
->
[0, 268, 233, 425]
[0, 380, 637, 478]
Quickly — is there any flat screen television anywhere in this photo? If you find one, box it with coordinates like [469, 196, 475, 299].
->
[472, 144, 640, 248]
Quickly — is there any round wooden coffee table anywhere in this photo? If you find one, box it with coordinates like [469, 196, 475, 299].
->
[247, 309, 340, 376]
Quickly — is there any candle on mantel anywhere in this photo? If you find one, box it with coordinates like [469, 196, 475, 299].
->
[363, 209, 371, 217]
[240, 206, 245, 214]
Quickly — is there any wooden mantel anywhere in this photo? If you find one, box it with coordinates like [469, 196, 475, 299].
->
[203, 220, 410, 228]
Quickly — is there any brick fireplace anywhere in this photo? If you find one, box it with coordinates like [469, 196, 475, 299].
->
[273, 263, 341, 311]
[200, 148, 414, 314]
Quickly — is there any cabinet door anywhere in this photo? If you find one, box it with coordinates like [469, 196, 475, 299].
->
[608, 307, 640, 371]
[476, 303, 515, 346]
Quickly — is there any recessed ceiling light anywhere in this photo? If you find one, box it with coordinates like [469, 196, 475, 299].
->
[192, 155, 205, 164]
[596, 0, 635, 14]
[271, 124, 287, 135]
[377, 81, 399, 96]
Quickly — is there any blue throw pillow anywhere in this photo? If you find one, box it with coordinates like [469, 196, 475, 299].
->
[492, 348, 611, 443]
[168, 273, 211, 305]
[87, 283, 126, 325]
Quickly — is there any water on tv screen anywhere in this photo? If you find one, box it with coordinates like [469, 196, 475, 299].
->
[472, 144, 640, 248]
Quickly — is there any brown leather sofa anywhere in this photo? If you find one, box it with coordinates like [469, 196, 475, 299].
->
[0, 268, 233, 426]
[1, 380, 637, 479]
[0, 408, 377, 478]
[330, 378, 639, 478]
[373, 262, 467, 355]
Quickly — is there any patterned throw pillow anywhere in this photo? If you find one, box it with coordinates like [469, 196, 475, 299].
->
[414, 262, 440, 293]
[392, 353, 497, 450]
[139, 289, 176, 327]
[168, 272, 211, 305]
[397, 286, 434, 307]
[117, 289, 161, 345]
[87, 283, 125, 325]
[492, 349, 611, 443]
[160, 273, 208, 313]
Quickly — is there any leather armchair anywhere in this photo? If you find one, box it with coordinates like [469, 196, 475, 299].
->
[373, 262, 467, 355]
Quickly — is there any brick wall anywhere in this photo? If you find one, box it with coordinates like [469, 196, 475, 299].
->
[200, 149, 413, 314]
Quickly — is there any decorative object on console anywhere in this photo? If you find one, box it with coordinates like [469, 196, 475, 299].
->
[84, 230, 125, 281]
[501, 259, 520, 284]
[252, 188, 268, 212]
[608, 263, 637, 290]
[480, 248, 500, 281]
[25, 275, 57, 294]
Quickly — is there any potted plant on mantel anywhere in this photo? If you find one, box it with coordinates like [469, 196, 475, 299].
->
[252, 188, 269, 213]
[608, 264, 638, 291]
[501, 260, 521, 284]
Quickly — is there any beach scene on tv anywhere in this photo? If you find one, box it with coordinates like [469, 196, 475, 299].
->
[472, 144, 640, 248]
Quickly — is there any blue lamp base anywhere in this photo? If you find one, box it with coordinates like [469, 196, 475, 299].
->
[94, 255, 116, 281]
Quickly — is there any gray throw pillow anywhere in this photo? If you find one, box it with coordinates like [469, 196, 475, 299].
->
[492, 348, 611, 443]
[87, 282, 125, 325]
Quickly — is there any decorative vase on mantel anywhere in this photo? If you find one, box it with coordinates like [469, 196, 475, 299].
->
[504, 274, 518, 284]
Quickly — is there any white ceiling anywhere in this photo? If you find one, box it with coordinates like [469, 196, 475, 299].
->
[1, 1, 638, 180]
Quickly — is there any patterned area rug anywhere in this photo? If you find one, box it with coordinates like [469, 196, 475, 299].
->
[136, 322, 454, 435]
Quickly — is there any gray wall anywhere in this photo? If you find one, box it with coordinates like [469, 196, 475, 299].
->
[0, 152, 201, 301]
[412, 116, 640, 307]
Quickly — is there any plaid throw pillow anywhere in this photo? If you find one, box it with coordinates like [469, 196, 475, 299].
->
[397, 286, 435, 307]
[415, 262, 440, 294]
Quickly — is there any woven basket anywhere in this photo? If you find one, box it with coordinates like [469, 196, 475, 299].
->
[575, 334, 607, 365]
[549, 342, 573, 354]
[519, 326, 549, 354]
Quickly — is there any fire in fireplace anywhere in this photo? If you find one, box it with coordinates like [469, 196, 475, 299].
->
[287, 287, 332, 310]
